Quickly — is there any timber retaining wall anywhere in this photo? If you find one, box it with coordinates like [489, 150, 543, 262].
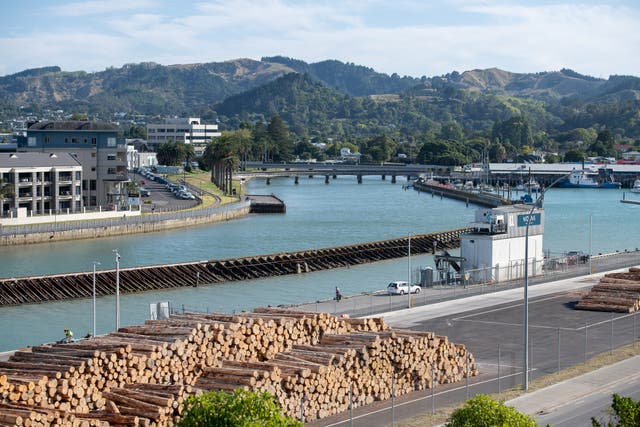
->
[0, 228, 467, 306]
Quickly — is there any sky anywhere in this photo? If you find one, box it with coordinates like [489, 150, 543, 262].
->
[1, 0, 639, 79]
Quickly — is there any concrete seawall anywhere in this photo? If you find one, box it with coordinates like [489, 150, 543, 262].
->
[0, 205, 251, 246]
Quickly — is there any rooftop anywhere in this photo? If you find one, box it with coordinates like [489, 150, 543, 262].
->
[0, 152, 82, 168]
[28, 121, 118, 131]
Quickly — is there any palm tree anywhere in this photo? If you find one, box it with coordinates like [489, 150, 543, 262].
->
[203, 137, 239, 195]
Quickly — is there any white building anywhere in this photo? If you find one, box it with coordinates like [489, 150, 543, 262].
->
[460, 205, 545, 283]
[0, 152, 83, 216]
[126, 145, 157, 170]
[146, 117, 221, 156]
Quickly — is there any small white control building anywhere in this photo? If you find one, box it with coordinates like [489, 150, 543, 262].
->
[460, 204, 544, 283]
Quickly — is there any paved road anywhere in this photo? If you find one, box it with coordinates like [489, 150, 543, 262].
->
[301, 265, 640, 427]
[510, 355, 640, 426]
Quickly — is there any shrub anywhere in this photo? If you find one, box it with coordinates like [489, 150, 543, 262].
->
[445, 394, 538, 427]
[177, 389, 303, 427]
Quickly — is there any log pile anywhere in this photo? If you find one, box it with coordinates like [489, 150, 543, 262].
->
[576, 268, 640, 312]
[0, 307, 477, 426]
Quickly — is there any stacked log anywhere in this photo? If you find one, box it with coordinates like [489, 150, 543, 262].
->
[576, 268, 640, 312]
[0, 308, 476, 426]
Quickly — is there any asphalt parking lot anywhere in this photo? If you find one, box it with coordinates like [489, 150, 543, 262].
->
[131, 172, 200, 213]
[299, 267, 640, 427]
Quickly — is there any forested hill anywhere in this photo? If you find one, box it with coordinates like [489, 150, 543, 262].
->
[2, 57, 640, 142]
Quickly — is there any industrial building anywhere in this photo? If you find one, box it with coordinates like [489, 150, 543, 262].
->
[460, 204, 545, 283]
[146, 117, 221, 156]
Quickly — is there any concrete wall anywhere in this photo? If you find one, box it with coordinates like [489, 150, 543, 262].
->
[0, 208, 142, 226]
[0, 205, 250, 246]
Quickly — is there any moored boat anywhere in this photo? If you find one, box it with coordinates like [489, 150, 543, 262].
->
[558, 168, 622, 189]
[631, 179, 640, 193]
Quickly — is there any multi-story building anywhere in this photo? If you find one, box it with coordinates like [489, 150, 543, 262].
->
[17, 121, 128, 207]
[146, 117, 221, 156]
[0, 152, 83, 216]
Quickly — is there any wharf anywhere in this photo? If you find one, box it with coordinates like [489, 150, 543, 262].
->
[413, 179, 511, 208]
[0, 228, 466, 306]
[246, 194, 286, 213]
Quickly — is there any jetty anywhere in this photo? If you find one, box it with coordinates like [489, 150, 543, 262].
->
[0, 228, 467, 306]
[413, 178, 511, 208]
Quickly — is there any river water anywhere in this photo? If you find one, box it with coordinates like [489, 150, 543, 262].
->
[1, 176, 638, 351]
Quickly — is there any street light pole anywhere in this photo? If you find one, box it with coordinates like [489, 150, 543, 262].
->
[113, 250, 121, 331]
[523, 172, 570, 390]
[92, 261, 101, 338]
[407, 235, 411, 309]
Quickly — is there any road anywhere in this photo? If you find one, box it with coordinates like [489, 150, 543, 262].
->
[510, 355, 640, 426]
[301, 265, 640, 427]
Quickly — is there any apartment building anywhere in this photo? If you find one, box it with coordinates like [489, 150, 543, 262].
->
[17, 121, 128, 207]
[0, 152, 83, 216]
[146, 117, 221, 156]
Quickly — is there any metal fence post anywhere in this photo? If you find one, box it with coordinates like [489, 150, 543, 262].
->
[557, 327, 561, 373]
[431, 363, 435, 415]
[634, 311, 637, 348]
[498, 344, 501, 394]
[466, 352, 469, 399]
[584, 321, 588, 363]
[349, 384, 353, 427]
[610, 313, 614, 355]
[391, 372, 395, 427]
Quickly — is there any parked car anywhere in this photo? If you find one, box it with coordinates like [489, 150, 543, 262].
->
[387, 281, 421, 295]
[139, 188, 150, 197]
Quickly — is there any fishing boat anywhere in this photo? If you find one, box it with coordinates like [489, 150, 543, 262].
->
[526, 178, 541, 193]
[558, 168, 621, 189]
[631, 179, 640, 193]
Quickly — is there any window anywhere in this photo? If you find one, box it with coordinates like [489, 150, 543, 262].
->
[91, 152, 96, 158]
[107, 137, 116, 147]
[91, 167, 96, 172]
[75, 171, 81, 180]
[84, 138, 88, 144]
[64, 137, 69, 143]
[107, 168, 117, 175]
[89, 180, 96, 191]
[27, 137, 36, 147]
[91, 137, 97, 145]
[44, 136, 50, 144]
[107, 153, 117, 161]
[75, 186, 81, 195]
[72, 138, 78, 143]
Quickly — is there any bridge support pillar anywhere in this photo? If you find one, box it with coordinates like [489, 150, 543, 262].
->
[357, 175, 363, 184]
[391, 175, 397, 184]
[382, 174, 386, 181]
[332, 174, 337, 179]
[325, 175, 330, 184]
[308, 175, 314, 179]
[266, 178, 271, 185]
[294, 176, 299, 185]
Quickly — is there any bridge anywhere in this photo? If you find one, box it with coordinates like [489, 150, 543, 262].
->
[241, 162, 444, 184]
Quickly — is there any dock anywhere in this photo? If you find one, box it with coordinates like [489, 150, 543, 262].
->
[620, 192, 640, 205]
[247, 194, 286, 213]
[0, 228, 467, 306]
[413, 179, 511, 208]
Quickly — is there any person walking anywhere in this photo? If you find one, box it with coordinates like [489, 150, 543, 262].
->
[63, 328, 74, 343]
[335, 287, 342, 301]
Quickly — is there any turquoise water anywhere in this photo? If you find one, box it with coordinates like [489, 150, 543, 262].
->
[0, 176, 638, 351]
